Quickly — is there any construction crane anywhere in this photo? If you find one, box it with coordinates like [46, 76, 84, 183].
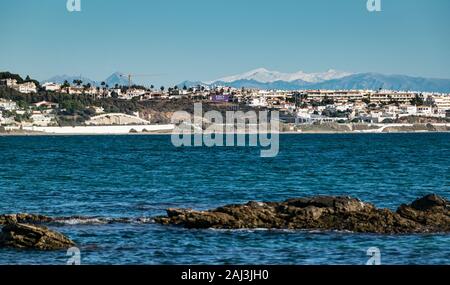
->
[119, 73, 164, 88]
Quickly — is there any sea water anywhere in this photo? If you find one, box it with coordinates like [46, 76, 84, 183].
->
[0, 133, 449, 264]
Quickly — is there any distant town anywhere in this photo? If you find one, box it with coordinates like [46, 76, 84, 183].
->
[1, 71, 450, 134]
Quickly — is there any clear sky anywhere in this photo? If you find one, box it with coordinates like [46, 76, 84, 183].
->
[1, 0, 449, 86]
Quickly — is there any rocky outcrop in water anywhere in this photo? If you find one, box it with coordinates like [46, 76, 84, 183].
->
[0, 213, 157, 250]
[0, 213, 53, 225]
[0, 223, 75, 250]
[396, 194, 450, 232]
[154, 194, 450, 234]
[0, 194, 447, 251]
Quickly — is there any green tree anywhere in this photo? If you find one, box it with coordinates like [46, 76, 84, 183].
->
[61, 80, 70, 88]
[410, 94, 424, 106]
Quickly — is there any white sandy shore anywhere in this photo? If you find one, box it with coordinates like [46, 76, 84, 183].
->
[19, 124, 175, 135]
[1, 123, 449, 136]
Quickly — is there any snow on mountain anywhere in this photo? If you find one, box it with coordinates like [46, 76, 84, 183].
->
[182, 71, 450, 93]
[209, 68, 352, 84]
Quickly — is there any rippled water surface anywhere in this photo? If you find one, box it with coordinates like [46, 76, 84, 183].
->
[0, 133, 449, 264]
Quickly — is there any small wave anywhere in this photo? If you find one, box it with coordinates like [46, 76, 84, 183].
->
[53, 217, 110, 225]
[203, 228, 359, 234]
[134, 217, 154, 224]
[209, 228, 270, 233]
[52, 216, 155, 225]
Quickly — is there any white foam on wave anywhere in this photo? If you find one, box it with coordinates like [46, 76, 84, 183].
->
[205, 228, 357, 234]
[53, 218, 109, 225]
[53, 217, 155, 225]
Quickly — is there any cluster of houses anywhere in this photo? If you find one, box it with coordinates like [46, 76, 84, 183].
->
[0, 99, 59, 127]
[1, 78, 38, 94]
[292, 90, 450, 123]
[198, 87, 450, 123]
[1, 75, 450, 127]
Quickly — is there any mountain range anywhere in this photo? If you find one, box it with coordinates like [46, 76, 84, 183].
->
[208, 68, 352, 84]
[43, 68, 450, 93]
[43, 72, 130, 87]
[179, 68, 450, 93]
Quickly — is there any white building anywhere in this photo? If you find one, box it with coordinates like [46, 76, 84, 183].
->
[110, 88, 122, 97]
[33, 101, 59, 109]
[68, 86, 84, 94]
[42, 82, 61, 92]
[17, 82, 37, 94]
[30, 112, 55, 127]
[400, 105, 417, 116]
[249, 97, 268, 108]
[369, 91, 418, 104]
[0, 78, 18, 87]
[0, 78, 37, 93]
[304, 90, 366, 103]
[0, 114, 16, 125]
[84, 87, 100, 95]
[335, 104, 353, 112]
[0, 99, 17, 111]
[429, 95, 450, 112]
[416, 105, 434, 116]
[121, 88, 146, 99]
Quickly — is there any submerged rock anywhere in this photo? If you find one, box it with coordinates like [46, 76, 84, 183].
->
[0, 223, 75, 250]
[154, 194, 450, 234]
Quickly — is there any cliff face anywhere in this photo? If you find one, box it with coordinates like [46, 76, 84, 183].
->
[138, 99, 256, 124]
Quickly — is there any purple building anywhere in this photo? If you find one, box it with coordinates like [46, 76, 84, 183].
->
[210, 94, 230, 102]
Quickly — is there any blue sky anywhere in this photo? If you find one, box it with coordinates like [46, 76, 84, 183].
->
[1, 0, 449, 86]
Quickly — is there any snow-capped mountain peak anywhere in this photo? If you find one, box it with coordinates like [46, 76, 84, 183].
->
[210, 68, 352, 84]
[211, 68, 283, 84]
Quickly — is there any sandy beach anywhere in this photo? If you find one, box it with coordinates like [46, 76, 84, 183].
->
[2, 123, 450, 136]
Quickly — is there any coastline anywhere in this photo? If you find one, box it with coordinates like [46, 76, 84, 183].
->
[1, 122, 450, 136]
[2, 129, 450, 136]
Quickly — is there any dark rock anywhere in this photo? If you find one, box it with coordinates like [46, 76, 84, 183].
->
[285, 196, 372, 213]
[410, 194, 448, 211]
[0, 213, 53, 225]
[396, 194, 450, 232]
[166, 208, 193, 218]
[0, 223, 75, 250]
[154, 194, 450, 234]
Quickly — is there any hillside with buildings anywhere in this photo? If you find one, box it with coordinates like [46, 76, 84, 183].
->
[1, 71, 450, 134]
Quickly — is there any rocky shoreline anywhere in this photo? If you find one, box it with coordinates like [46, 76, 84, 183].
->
[0, 194, 449, 250]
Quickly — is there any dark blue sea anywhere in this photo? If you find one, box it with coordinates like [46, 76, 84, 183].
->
[0, 133, 449, 265]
